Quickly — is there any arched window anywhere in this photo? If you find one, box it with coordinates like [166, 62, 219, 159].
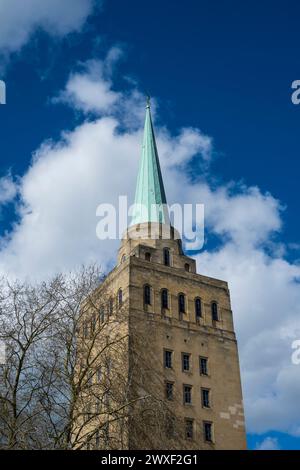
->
[211, 301, 218, 321]
[144, 284, 151, 305]
[145, 252, 151, 262]
[161, 289, 169, 310]
[178, 293, 185, 314]
[121, 254, 126, 263]
[185, 263, 190, 272]
[195, 297, 202, 320]
[163, 248, 170, 266]
[118, 289, 123, 306]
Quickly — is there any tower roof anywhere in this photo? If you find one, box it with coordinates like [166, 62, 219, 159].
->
[130, 99, 169, 226]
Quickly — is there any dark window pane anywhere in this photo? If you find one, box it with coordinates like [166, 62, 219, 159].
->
[185, 419, 193, 439]
[118, 289, 123, 306]
[182, 353, 190, 371]
[145, 252, 151, 261]
[163, 248, 170, 266]
[144, 285, 151, 305]
[166, 415, 175, 438]
[184, 385, 192, 404]
[202, 389, 210, 408]
[211, 302, 218, 321]
[161, 289, 169, 309]
[204, 422, 213, 442]
[178, 294, 185, 314]
[195, 298, 202, 320]
[164, 350, 172, 368]
[200, 357, 208, 375]
[185, 263, 190, 272]
[165, 382, 173, 400]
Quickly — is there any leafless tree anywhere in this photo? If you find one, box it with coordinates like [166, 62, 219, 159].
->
[0, 265, 185, 450]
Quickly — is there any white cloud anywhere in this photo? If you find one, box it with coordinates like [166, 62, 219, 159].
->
[256, 437, 280, 450]
[55, 55, 121, 114]
[1, 55, 300, 444]
[0, 174, 17, 204]
[0, 0, 97, 55]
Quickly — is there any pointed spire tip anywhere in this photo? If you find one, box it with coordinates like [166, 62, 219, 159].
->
[146, 94, 151, 109]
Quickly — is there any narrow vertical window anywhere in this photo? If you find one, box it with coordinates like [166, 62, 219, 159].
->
[211, 301, 218, 321]
[161, 289, 169, 309]
[145, 252, 151, 261]
[164, 350, 173, 368]
[204, 422, 213, 442]
[163, 248, 170, 266]
[118, 288, 123, 306]
[184, 263, 190, 272]
[185, 419, 194, 439]
[195, 298, 202, 321]
[165, 382, 174, 400]
[178, 293, 185, 315]
[200, 357, 208, 376]
[144, 284, 151, 305]
[201, 388, 210, 408]
[183, 385, 192, 404]
[182, 353, 190, 372]
[166, 415, 175, 438]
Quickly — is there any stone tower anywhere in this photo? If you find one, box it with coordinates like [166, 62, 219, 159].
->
[87, 101, 246, 450]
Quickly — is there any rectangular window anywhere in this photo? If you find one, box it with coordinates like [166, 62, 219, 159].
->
[201, 388, 210, 408]
[164, 350, 173, 368]
[185, 418, 194, 439]
[200, 357, 208, 375]
[165, 382, 174, 400]
[182, 353, 190, 372]
[183, 385, 192, 404]
[165, 415, 175, 438]
[204, 421, 213, 442]
[163, 248, 170, 266]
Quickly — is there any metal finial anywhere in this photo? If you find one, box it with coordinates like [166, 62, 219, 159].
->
[146, 94, 151, 109]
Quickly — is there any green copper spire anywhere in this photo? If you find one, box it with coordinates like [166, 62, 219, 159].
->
[130, 99, 169, 226]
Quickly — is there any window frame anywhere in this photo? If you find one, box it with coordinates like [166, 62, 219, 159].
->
[144, 284, 151, 306]
[183, 384, 192, 405]
[118, 288, 123, 306]
[211, 301, 219, 321]
[165, 381, 174, 400]
[185, 418, 194, 440]
[182, 352, 191, 372]
[199, 356, 208, 376]
[201, 388, 211, 408]
[164, 349, 173, 369]
[203, 421, 213, 443]
[161, 288, 169, 310]
[163, 248, 171, 266]
[178, 293, 186, 315]
[195, 297, 202, 321]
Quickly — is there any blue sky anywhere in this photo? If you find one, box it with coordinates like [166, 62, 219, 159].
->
[0, 0, 300, 450]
